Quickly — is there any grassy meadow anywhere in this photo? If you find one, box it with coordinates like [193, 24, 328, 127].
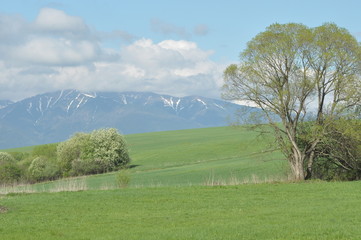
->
[1, 126, 360, 239]
[1, 182, 361, 239]
[2, 126, 287, 192]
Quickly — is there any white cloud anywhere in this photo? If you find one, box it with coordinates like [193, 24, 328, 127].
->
[116, 39, 223, 96]
[35, 8, 88, 33]
[10, 37, 101, 66]
[0, 14, 29, 44]
[0, 9, 225, 101]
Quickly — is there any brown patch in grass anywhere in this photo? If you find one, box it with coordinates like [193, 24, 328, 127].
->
[0, 205, 8, 213]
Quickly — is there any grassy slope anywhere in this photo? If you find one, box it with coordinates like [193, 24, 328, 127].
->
[18, 126, 286, 191]
[1, 181, 361, 239]
[127, 127, 285, 185]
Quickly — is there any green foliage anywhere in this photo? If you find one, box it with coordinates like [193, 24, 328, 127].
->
[57, 132, 90, 174]
[0, 152, 15, 165]
[70, 158, 104, 176]
[32, 144, 57, 160]
[299, 119, 361, 181]
[7, 152, 30, 162]
[115, 169, 130, 188]
[223, 22, 361, 180]
[87, 128, 131, 171]
[28, 156, 60, 182]
[0, 152, 37, 184]
[313, 119, 361, 180]
[57, 128, 130, 176]
[0, 162, 22, 184]
[311, 157, 359, 181]
[0, 152, 21, 184]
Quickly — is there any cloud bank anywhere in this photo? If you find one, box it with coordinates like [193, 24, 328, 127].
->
[0, 8, 223, 101]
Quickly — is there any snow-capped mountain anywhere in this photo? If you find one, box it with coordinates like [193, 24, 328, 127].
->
[0, 100, 13, 109]
[0, 90, 252, 149]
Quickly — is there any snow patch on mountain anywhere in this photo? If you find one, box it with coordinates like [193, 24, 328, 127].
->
[82, 93, 96, 98]
[121, 95, 128, 105]
[213, 103, 225, 110]
[27, 102, 33, 114]
[67, 99, 74, 112]
[0, 100, 12, 109]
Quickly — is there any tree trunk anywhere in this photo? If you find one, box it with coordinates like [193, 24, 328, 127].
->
[290, 147, 305, 181]
[305, 150, 315, 180]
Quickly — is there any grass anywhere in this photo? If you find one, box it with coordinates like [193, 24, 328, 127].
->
[126, 126, 285, 186]
[2, 126, 287, 192]
[1, 126, 361, 239]
[92, 126, 286, 187]
[1, 181, 361, 239]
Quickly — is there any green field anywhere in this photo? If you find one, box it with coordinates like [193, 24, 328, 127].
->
[1, 126, 359, 239]
[2, 126, 287, 192]
[1, 182, 361, 239]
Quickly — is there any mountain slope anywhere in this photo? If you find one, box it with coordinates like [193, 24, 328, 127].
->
[0, 100, 13, 109]
[0, 90, 253, 149]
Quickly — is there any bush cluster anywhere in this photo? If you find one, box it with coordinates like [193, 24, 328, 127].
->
[0, 152, 22, 184]
[28, 156, 60, 182]
[57, 128, 130, 176]
[0, 128, 130, 184]
[298, 119, 361, 181]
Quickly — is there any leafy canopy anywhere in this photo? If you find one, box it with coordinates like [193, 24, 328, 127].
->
[223, 23, 361, 180]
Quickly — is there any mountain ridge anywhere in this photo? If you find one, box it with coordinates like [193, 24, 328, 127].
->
[0, 90, 252, 149]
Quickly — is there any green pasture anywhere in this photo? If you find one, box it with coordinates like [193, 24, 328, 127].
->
[3, 126, 286, 191]
[1, 181, 361, 239]
[1, 127, 360, 239]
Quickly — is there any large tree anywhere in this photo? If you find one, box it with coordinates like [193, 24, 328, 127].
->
[223, 23, 361, 180]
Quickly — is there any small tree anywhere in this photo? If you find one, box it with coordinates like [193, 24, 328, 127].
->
[32, 144, 58, 160]
[57, 128, 130, 176]
[0, 152, 21, 184]
[57, 132, 90, 174]
[88, 128, 131, 172]
[28, 156, 60, 182]
[0, 152, 15, 165]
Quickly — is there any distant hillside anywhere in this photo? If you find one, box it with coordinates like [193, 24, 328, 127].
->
[0, 90, 255, 149]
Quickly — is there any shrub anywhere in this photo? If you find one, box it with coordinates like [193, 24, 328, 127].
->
[8, 152, 30, 162]
[28, 156, 60, 182]
[57, 128, 131, 177]
[312, 119, 361, 180]
[32, 144, 57, 160]
[0, 162, 22, 184]
[88, 128, 131, 171]
[116, 170, 130, 188]
[0, 152, 15, 165]
[299, 119, 361, 181]
[70, 158, 104, 176]
[57, 133, 90, 174]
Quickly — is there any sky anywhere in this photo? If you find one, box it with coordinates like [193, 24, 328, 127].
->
[0, 0, 360, 101]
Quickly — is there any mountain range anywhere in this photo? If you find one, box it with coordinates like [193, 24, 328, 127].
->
[0, 90, 253, 149]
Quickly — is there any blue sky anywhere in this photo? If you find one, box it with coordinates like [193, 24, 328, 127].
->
[1, 0, 360, 100]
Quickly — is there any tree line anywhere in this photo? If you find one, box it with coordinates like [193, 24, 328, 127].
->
[0, 128, 130, 184]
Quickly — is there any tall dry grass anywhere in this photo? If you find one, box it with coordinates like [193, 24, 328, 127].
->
[203, 172, 294, 186]
[0, 178, 89, 195]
